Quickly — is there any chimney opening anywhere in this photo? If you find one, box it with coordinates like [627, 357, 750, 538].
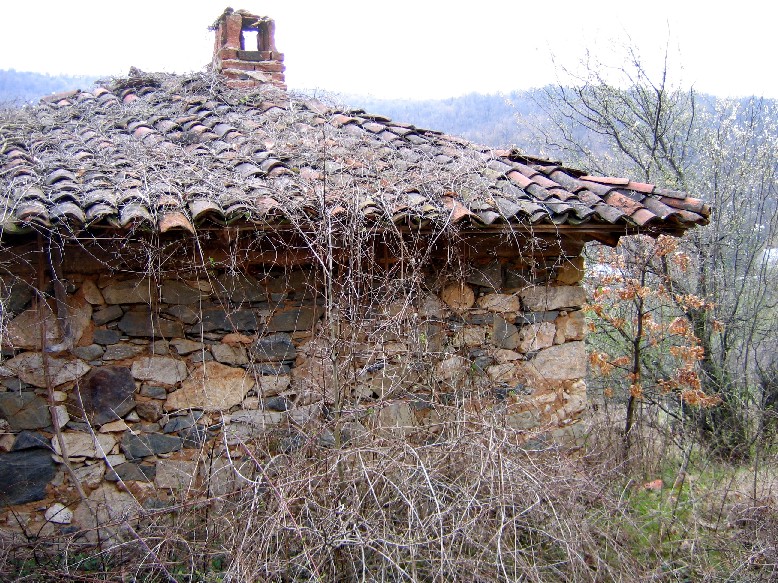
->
[241, 29, 258, 51]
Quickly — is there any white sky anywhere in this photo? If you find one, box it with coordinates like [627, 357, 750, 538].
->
[0, 1, 774, 99]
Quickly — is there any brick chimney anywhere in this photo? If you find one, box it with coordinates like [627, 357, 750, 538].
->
[211, 8, 286, 90]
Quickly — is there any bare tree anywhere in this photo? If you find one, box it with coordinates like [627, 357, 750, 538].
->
[533, 45, 778, 458]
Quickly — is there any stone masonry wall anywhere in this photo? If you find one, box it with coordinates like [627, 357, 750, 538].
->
[0, 256, 587, 537]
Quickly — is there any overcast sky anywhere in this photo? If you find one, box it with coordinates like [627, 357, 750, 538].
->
[0, 1, 774, 99]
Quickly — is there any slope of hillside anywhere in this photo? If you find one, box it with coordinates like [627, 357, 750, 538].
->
[0, 69, 100, 105]
[342, 91, 548, 149]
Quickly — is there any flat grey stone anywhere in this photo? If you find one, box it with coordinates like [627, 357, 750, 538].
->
[92, 305, 124, 326]
[12, 430, 50, 451]
[520, 285, 586, 312]
[161, 280, 208, 304]
[1, 378, 25, 391]
[210, 343, 248, 365]
[252, 363, 291, 376]
[0, 392, 50, 430]
[121, 432, 182, 460]
[93, 329, 122, 345]
[263, 274, 288, 294]
[102, 279, 154, 304]
[341, 421, 367, 445]
[472, 355, 494, 372]
[187, 308, 258, 333]
[80, 279, 104, 305]
[67, 366, 136, 426]
[265, 307, 320, 332]
[506, 410, 539, 430]
[151, 340, 169, 356]
[514, 311, 560, 325]
[136, 400, 163, 422]
[263, 396, 291, 411]
[142, 498, 173, 511]
[504, 268, 533, 290]
[140, 385, 168, 399]
[163, 411, 203, 433]
[65, 421, 90, 431]
[524, 342, 587, 380]
[493, 314, 519, 350]
[466, 261, 503, 290]
[251, 333, 296, 361]
[72, 344, 105, 361]
[283, 270, 314, 294]
[179, 425, 212, 448]
[118, 311, 184, 338]
[165, 305, 200, 325]
[466, 312, 494, 325]
[214, 272, 266, 304]
[106, 462, 156, 482]
[136, 422, 161, 433]
[317, 430, 336, 448]
[0, 449, 56, 506]
[2, 278, 33, 314]
[6, 353, 90, 388]
[103, 343, 145, 360]
[279, 431, 306, 453]
[191, 350, 213, 363]
[131, 356, 187, 386]
[170, 338, 205, 355]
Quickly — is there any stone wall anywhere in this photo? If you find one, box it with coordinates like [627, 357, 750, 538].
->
[0, 256, 588, 537]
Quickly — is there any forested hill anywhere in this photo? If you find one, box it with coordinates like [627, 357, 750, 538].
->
[342, 91, 547, 149]
[0, 69, 100, 105]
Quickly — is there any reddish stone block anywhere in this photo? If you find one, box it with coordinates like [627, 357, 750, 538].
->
[225, 79, 260, 89]
[217, 48, 238, 61]
[224, 13, 243, 49]
[220, 59, 259, 71]
[253, 61, 285, 73]
[236, 50, 266, 62]
[222, 70, 253, 80]
[261, 19, 278, 52]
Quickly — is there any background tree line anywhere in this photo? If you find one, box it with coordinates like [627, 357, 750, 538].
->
[0, 69, 100, 105]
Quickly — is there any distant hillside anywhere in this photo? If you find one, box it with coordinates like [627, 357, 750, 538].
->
[0, 69, 100, 105]
[341, 91, 550, 150]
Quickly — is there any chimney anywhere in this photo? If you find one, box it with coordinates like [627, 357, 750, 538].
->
[211, 8, 286, 90]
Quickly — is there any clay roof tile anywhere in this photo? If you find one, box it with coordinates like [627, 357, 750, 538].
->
[0, 71, 709, 243]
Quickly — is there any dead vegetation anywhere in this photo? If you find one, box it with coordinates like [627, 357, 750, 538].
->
[1, 413, 776, 582]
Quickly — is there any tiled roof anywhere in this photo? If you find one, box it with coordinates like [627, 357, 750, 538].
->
[0, 72, 709, 240]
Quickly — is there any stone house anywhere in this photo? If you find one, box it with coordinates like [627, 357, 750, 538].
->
[0, 9, 708, 535]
